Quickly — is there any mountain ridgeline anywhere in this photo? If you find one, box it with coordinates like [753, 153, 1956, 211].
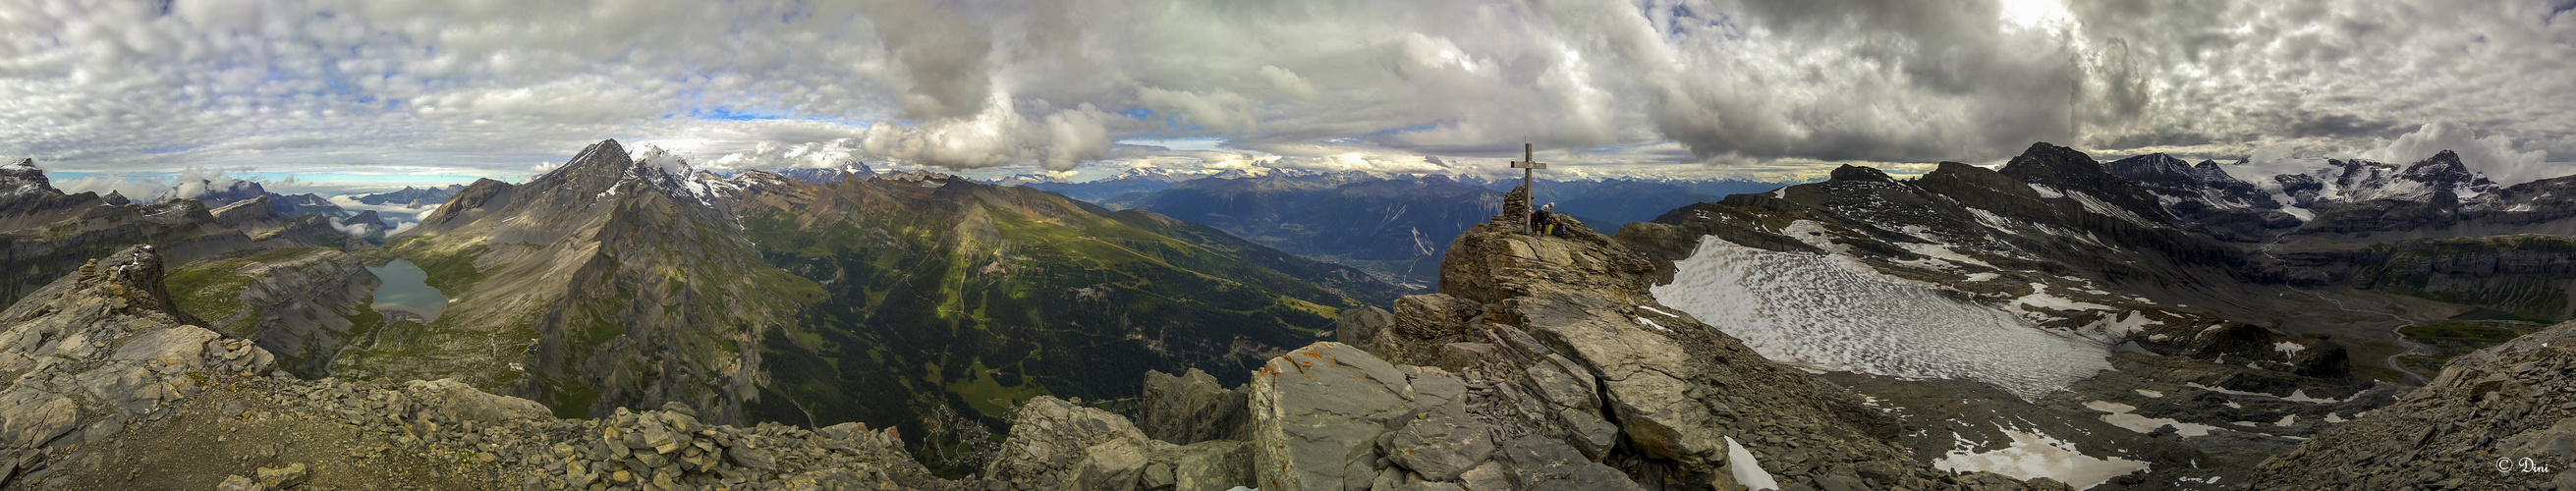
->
[359, 139, 1398, 468]
[1075, 171, 1763, 289]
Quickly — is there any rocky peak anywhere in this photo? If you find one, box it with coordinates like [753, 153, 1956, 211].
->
[346, 209, 386, 229]
[1998, 142, 2174, 223]
[511, 139, 731, 216]
[2101, 153, 2284, 235]
[210, 194, 279, 227]
[100, 191, 130, 205]
[2102, 153, 2195, 183]
[2, 157, 58, 196]
[1826, 164, 1894, 183]
[2399, 149, 2496, 196]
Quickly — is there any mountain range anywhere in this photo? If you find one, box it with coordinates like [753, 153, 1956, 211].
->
[6, 137, 2576, 488]
[1032, 171, 1788, 289]
[326, 139, 1400, 475]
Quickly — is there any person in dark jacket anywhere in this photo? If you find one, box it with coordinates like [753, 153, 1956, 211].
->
[1534, 203, 1562, 237]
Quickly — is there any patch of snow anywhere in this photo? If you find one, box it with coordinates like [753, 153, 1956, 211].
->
[1637, 305, 1678, 318]
[2013, 284, 2113, 314]
[2028, 184, 2065, 198]
[2274, 414, 2298, 426]
[2135, 389, 2163, 398]
[1770, 187, 1788, 199]
[2185, 383, 2349, 404]
[1964, 272, 2000, 282]
[1653, 236, 2111, 400]
[2278, 204, 2315, 221]
[1725, 436, 1780, 491]
[0, 160, 31, 171]
[2281, 390, 2340, 404]
[2084, 401, 2217, 437]
[2177, 476, 2223, 485]
[1898, 224, 1934, 240]
[1636, 317, 1669, 332]
[2510, 203, 2537, 212]
[1779, 220, 1847, 253]
[1966, 208, 2016, 230]
[1932, 426, 2149, 490]
[1898, 242, 1997, 269]
[2274, 342, 2306, 357]
[2224, 402, 2242, 409]
[2080, 311, 2159, 339]
[2324, 412, 2345, 423]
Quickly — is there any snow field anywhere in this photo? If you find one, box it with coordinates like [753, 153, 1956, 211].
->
[1652, 235, 2113, 400]
[1932, 425, 2149, 490]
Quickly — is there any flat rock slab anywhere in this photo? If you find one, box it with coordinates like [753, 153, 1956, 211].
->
[1250, 342, 1416, 491]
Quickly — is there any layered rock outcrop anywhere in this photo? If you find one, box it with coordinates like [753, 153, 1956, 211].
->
[0, 246, 276, 480]
[2254, 319, 2576, 488]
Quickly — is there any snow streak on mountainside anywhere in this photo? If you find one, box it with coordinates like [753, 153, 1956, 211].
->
[1652, 235, 2111, 400]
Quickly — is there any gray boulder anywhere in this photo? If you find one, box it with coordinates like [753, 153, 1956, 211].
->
[1136, 368, 1249, 445]
[1145, 439, 1254, 491]
[985, 396, 1153, 491]
[1247, 342, 1416, 491]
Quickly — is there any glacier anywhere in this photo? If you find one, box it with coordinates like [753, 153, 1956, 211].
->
[1651, 235, 2112, 400]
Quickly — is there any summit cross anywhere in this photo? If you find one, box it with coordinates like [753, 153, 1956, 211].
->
[1509, 142, 1546, 191]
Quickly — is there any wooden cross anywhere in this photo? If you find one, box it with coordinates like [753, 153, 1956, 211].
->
[1509, 142, 1545, 193]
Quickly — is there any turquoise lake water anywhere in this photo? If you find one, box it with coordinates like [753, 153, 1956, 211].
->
[364, 259, 447, 322]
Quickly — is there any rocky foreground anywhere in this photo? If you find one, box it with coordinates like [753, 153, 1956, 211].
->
[2251, 319, 2576, 489]
[0, 211, 2099, 490]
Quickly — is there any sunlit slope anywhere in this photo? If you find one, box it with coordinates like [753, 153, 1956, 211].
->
[728, 171, 1399, 464]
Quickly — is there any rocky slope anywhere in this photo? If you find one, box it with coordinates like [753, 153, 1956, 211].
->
[163, 246, 381, 378]
[718, 166, 1399, 471]
[0, 246, 280, 482]
[972, 198, 2068, 491]
[2253, 319, 2576, 488]
[0, 246, 959, 490]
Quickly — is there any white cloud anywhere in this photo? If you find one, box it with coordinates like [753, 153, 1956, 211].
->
[2360, 122, 2555, 185]
[0, 0, 2567, 185]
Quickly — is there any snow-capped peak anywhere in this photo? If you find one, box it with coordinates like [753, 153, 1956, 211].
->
[2260, 150, 2497, 210]
[3, 158, 58, 196]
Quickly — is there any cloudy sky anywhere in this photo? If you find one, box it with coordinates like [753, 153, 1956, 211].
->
[3, 0, 2572, 194]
